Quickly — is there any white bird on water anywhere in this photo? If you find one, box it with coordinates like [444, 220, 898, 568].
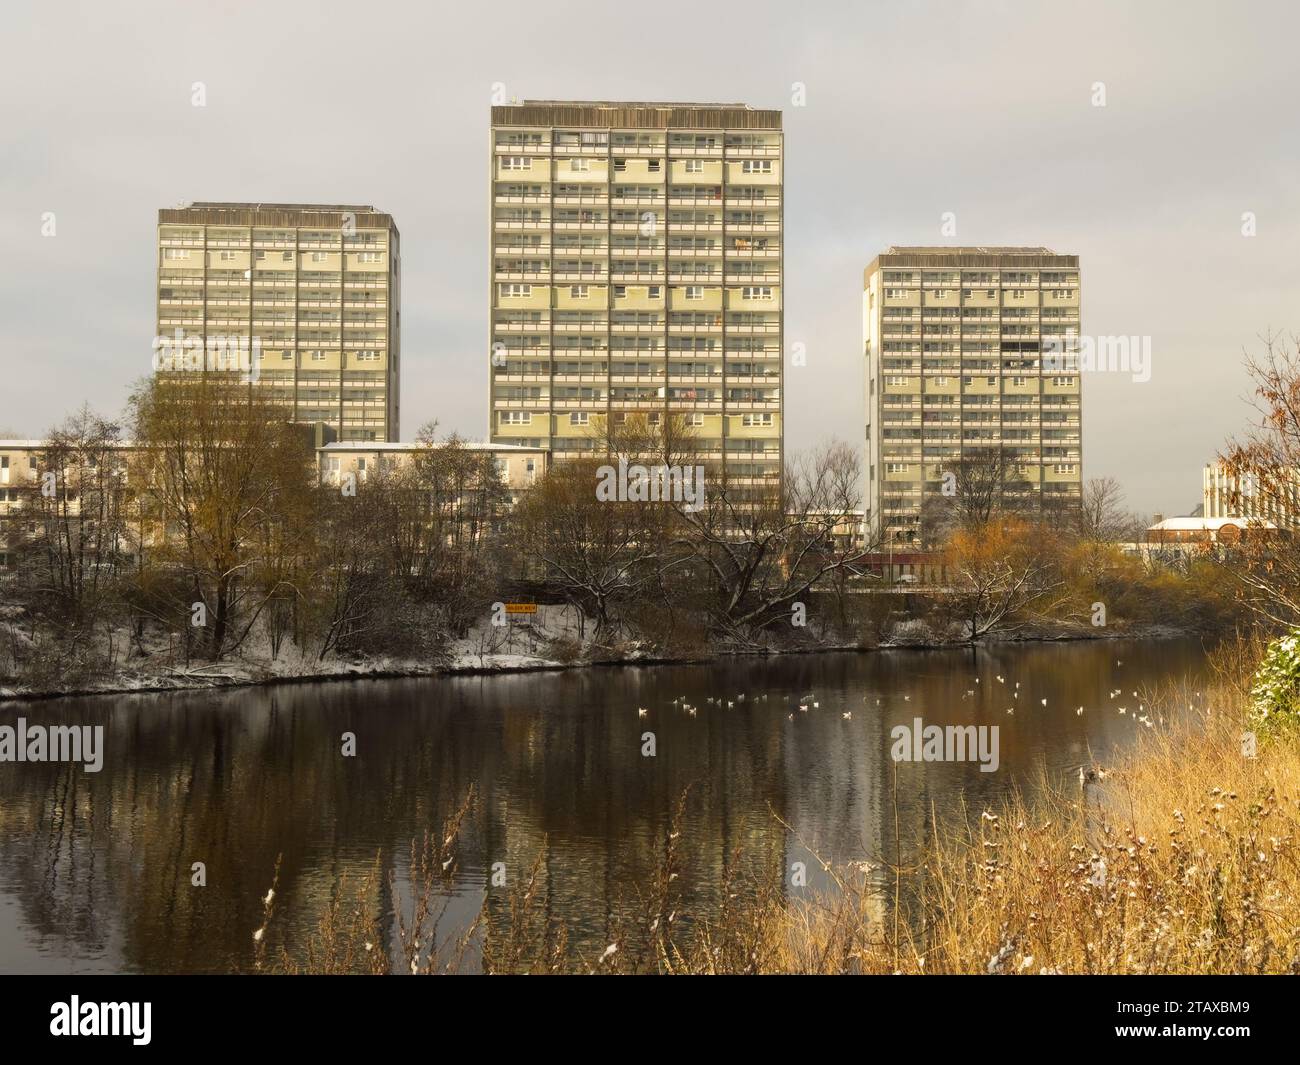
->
[638, 707, 648, 718]
[842, 712, 852, 720]
[1041, 698, 1047, 706]
[1076, 706, 1084, 716]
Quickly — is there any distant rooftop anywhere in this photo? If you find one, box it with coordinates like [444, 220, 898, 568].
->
[318, 441, 547, 453]
[186, 201, 384, 213]
[1148, 516, 1275, 531]
[493, 99, 780, 130]
[866, 245, 1078, 274]
[887, 245, 1059, 256]
[159, 202, 398, 232]
[523, 100, 753, 109]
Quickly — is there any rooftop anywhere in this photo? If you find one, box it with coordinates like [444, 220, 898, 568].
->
[1147, 516, 1276, 531]
[866, 245, 1078, 274]
[887, 245, 1059, 256]
[318, 441, 547, 453]
[493, 100, 781, 131]
[186, 202, 383, 213]
[159, 202, 398, 233]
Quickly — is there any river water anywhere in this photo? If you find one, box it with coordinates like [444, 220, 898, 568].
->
[0, 636, 1213, 973]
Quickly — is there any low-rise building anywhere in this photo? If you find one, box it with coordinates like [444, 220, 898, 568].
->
[0, 438, 549, 566]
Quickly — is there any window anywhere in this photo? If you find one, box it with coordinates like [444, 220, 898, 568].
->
[502, 411, 531, 425]
[282, 250, 293, 262]
[311, 252, 328, 263]
[500, 283, 532, 298]
[613, 285, 627, 298]
[569, 412, 590, 426]
[684, 285, 704, 300]
[647, 159, 661, 172]
[647, 285, 662, 299]
[933, 289, 948, 298]
[570, 159, 590, 172]
[613, 158, 627, 172]
[570, 285, 589, 299]
[219, 250, 236, 261]
[886, 463, 907, 474]
[164, 248, 189, 260]
[1009, 290, 1025, 300]
[885, 288, 905, 299]
[502, 156, 531, 171]
[686, 412, 704, 427]
[741, 286, 773, 301]
[684, 160, 704, 173]
[741, 160, 773, 174]
[741, 413, 774, 427]
[356, 251, 382, 263]
[354, 350, 379, 361]
[310, 351, 325, 361]
[255, 250, 266, 261]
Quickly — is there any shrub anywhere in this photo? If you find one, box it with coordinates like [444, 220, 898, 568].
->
[1248, 629, 1300, 740]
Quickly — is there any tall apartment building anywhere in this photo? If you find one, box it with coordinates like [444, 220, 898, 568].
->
[488, 101, 783, 500]
[156, 202, 400, 441]
[863, 247, 1082, 542]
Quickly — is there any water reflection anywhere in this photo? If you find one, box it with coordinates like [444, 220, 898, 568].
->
[0, 637, 1212, 973]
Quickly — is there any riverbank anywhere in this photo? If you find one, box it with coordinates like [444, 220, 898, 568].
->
[0, 602, 1201, 703]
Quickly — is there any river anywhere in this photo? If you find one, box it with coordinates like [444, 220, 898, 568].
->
[0, 636, 1214, 972]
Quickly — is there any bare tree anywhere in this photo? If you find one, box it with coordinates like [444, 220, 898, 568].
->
[944, 517, 1066, 640]
[920, 446, 1026, 547]
[671, 439, 878, 643]
[512, 456, 667, 640]
[128, 376, 317, 659]
[1078, 476, 1145, 543]
[1217, 333, 1300, 625]
[19, 405, 128, 614]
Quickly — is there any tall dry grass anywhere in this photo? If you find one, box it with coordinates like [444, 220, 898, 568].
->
[262, 676, 1300, 974]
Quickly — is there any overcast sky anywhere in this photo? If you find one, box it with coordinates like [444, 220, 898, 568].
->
[2, 0, 1297, 516]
